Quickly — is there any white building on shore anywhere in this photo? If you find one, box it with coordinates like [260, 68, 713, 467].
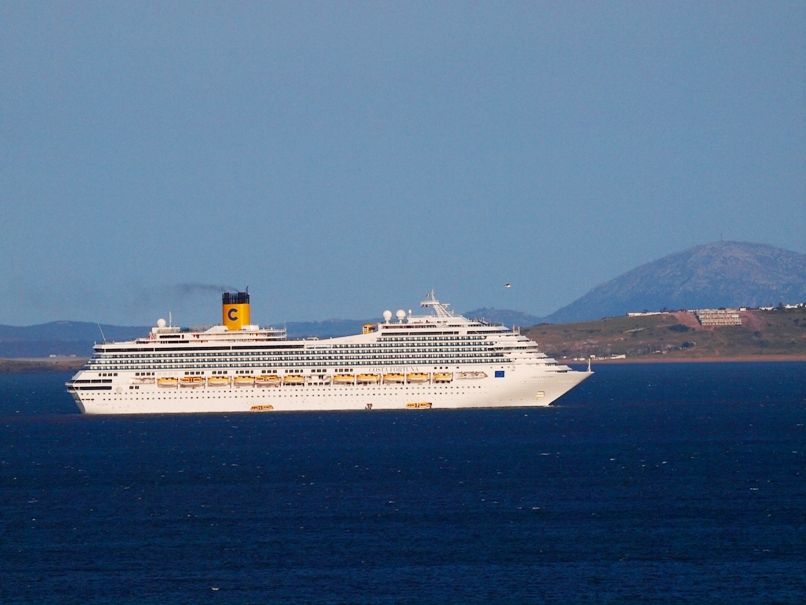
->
[695, 308, 742, 327]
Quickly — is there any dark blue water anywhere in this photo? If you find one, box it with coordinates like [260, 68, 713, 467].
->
[1, 364, 804, 604]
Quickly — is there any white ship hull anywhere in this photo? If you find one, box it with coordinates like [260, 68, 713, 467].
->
[71, 366, 591, 415]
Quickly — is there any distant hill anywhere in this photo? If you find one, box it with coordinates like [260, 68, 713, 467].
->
[0, 322, 148, 357]
[0, 321, 147, 342]
[545, 241, 806, 323]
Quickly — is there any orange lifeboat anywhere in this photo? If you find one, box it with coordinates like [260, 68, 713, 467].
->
[255, 375, 281, 387]
[356, 373, 380, 384]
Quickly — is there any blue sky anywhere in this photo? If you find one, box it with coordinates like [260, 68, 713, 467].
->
[2, 2, 804, 326]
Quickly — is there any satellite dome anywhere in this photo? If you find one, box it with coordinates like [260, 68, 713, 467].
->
[157, 318, 166, 328]
[396, 309, 406, 321]
[383, 310, 393, 322]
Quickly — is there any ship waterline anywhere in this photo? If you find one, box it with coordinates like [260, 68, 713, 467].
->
[67, 291, 591, 414]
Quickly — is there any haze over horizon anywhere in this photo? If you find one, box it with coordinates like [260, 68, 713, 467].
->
[2, 3, 804, 326]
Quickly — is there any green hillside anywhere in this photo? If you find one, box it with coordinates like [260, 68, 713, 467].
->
[527, 307, 806, 360]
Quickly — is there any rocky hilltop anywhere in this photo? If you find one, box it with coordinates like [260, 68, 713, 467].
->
[546, 241, 806, 323]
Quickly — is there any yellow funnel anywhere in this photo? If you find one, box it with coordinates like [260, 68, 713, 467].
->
[222, 291, 250, 331]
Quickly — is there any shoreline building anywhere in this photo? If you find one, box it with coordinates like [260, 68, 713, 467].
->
[695, 309, 742, 327]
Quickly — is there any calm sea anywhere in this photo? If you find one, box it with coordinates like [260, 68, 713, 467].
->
[1, 363, 804, 604]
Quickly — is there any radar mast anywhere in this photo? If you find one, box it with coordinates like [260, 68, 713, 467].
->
[420, 290, 455, 319]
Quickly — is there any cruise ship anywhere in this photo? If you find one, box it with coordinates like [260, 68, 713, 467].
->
[66, 291, 591, 414]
